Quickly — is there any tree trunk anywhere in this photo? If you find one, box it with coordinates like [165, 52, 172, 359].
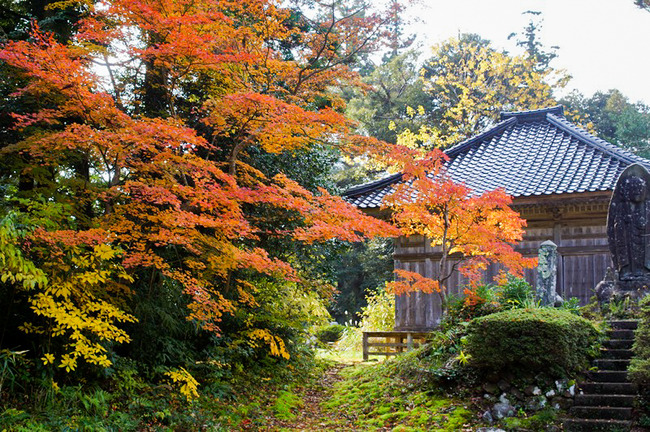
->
[141, 32, 171, 118]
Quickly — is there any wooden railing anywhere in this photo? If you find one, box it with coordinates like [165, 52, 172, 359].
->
[362, 331, 430, 361]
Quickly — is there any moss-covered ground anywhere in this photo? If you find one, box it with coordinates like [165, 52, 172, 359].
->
[322, 362, 474, 431]
[257, 352, 566, 431]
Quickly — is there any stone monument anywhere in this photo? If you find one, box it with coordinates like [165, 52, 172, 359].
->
[537, 240, 560, 306]
[603, 163, 650, 300]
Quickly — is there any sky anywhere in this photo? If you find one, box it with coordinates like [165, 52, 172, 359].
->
[407, 0, 650, 105]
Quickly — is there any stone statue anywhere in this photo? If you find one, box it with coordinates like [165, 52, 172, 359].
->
[594, 267, 617, 304]
[606, 163, 650, 296]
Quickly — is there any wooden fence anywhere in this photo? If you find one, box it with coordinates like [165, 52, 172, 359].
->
[362, 331, 430, 361]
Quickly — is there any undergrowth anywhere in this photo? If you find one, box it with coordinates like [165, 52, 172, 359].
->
[0, 351, 328, 431]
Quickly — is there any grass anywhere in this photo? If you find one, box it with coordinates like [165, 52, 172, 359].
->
[315, 346, 364, 362]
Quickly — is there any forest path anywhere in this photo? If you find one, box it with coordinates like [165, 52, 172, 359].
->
[262, 361, 362, 431]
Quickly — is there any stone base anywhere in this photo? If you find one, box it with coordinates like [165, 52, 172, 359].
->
[610, 286, 649, 303]
[595, 269, 650, 304]
[596, 281, 649, 305]
[617, 277, 650, 293]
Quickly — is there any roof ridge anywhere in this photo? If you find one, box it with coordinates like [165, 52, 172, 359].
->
[500, 105, 564, 120]
[342, 172, 402, 197]
[445, 117, 517, 157]
[546, 113, 649, 167]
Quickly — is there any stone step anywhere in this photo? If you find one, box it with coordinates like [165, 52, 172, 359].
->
[600, 348, 634, 360]
[603, 339, 634, 350]
[588, 370, 629, 383]
[594, 359, 630, 371]
[608, 320, 639, 330]
[569, 406, 633, 420]
[578, 382, 637, 395]
[573, 393, 635, 407]
[563, 418, 632, 432]
[607, 329, 636, 340]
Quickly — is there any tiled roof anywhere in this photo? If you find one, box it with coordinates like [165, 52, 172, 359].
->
[344, 106, 650, 209]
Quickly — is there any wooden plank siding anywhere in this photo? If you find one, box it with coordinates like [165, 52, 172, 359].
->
[393, 196, 613, 331]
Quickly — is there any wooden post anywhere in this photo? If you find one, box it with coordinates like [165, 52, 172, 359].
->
[362, 332, 369, 361]
[407, 333, 413, 351]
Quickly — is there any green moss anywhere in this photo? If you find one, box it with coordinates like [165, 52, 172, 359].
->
[416, 411, 430, 425]
[440, 407, 471, 431]
[392, 425, 420, 432]
[501, 408, 557, 431]
[324, 362, 476, 431]
[375, 405, 392, 415]
[630, 296, 650, 385]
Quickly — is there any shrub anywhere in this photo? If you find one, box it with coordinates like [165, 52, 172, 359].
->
[447, 284, 501, 325]
[466, 308, 601, 377]
[629, 296, 650, 385]
[338, 286, 395, 352]
[559, 297, 581, 315]
[388, 322, 477, 389]
[497, 275, 534, 309]
[601, 295, 637, 319]
[315, 324, 345, 344]
[359, 286, 395, 331]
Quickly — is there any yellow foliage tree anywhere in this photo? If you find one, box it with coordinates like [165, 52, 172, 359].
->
[22, 229, 136, 371]
[422, 34, 568, 147]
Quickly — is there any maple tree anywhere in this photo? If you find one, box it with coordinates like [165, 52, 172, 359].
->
[380, 133, 536, 317]
[0, 0, 401, 374]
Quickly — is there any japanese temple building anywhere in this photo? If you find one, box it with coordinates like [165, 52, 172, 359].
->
[344, 106, 650, 330]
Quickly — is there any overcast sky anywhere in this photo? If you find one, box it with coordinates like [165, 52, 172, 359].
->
[406, 0, 650, 105]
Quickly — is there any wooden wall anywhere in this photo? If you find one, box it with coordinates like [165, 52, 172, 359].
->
[393, 194, 613, 330]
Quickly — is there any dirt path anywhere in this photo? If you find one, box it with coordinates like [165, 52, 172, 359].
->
[263, 362, 357, 431]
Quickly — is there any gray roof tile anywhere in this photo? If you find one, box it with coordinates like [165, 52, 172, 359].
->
[344, 106, 650, 208]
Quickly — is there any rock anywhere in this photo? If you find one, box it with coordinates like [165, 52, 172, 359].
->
[476, 428, 506, 432]
[510, 388, 524, 401]
[567, 384, 575, 397]
[483, 382, 498, 394]
[482, 410, 494, 423]
[545, 389, 556, 397]
[523, 385, 536, 396]
[555, 379, 567, 392]
[532, 386, 542, 396]
[551, 396, 573, 410]
[492, 396, 515, 420]
[497, 379, 510, 392]
[526, 396, 547, 411]
[492, 402, 514, 420]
